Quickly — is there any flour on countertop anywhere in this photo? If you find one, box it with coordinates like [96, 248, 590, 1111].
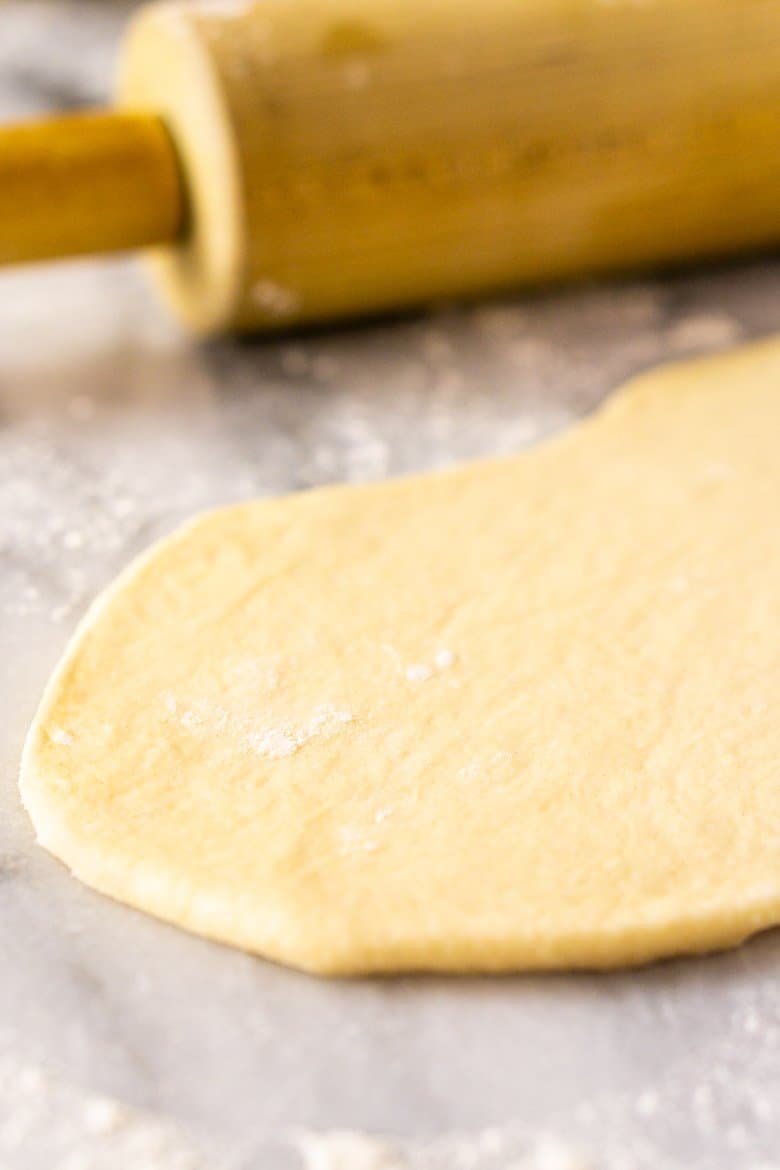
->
[294, 1130, 593, 1170]
[291, 958, 780, 1170]
[0, 1047, 222, 1170]
[81, 1096, 127, 1136]
[5, 896, 776, 1170]
[297, 1131, 402, 1170]
[666, 313, 744, 353]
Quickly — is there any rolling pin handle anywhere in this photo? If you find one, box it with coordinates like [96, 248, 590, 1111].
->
[0, 110, 183, 266]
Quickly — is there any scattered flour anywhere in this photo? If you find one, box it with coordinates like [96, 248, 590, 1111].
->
[0, 434, 145, 623]
[0, 1048, 221, 1170]
[403, 649, 456, 683]
[161, 691, 178, 715]
[246, 705, 354, 760]
[405, 663, 433, 683]
[81, 1096, 127, 1136]
[294, 1129, 592, 1170]
[635, 1091, 659, 1118]
[297, 1131, 400, 1170]
[164, 687, 353, 762]
[252, 279, 302, 319]
[338, 825, 380, 855]
[1, 929, 780, 1168]
[523, 1135, 591, 1170]
[666, 313, 743, 353]
[459, 749, 513, 782]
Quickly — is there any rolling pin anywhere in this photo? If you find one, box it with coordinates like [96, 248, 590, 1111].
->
[1, 0, 779, 335]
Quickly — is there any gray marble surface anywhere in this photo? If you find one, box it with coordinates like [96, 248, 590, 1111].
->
[1, 4, 780, 1168]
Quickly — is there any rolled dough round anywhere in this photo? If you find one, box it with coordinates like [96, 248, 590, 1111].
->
[20, 339, 780, 974]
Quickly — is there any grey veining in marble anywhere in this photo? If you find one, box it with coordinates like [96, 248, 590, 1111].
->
[1, 4, 780, 1167]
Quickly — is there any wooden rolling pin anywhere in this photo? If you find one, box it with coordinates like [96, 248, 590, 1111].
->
[1, 0, 779, 335]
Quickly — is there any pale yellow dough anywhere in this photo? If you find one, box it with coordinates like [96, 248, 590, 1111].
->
[21, 339, 780, 975]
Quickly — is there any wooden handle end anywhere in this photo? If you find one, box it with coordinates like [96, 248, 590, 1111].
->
[0, 110, 183, 266]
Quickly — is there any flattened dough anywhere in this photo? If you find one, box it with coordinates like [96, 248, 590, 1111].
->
[21, 339, 780, 974]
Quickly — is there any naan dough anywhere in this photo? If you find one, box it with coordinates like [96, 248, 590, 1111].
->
[21, 339, 780, 974]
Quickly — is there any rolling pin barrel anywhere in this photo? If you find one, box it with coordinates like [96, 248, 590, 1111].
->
[2, 0, 780, 334]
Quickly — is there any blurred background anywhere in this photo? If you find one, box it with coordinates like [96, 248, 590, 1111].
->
[1, 3, 779, 1168]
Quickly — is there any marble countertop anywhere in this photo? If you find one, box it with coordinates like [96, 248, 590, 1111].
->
[1, 4, 780, 1167]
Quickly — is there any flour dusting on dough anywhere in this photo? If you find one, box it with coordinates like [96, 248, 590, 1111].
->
[338, 825, 380, 855]
[247, 706, 354, 760]
[402, 648, 457, 683]
[405, 663, 433, 682]
[158, 656, 352, 761]
[459, 749, 513, 782]
[167, 696, 353, 760]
